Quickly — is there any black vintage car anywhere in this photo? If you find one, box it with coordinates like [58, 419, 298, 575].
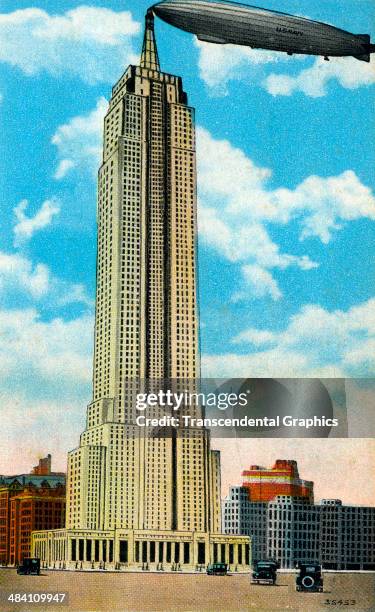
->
[206, 563, 228, 575]
[252, 560, 277, 584]
[295, 563, 323, 592]
[17, 558, 41, 576]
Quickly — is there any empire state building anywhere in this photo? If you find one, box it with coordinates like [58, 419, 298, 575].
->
[32, 12, 250, 570]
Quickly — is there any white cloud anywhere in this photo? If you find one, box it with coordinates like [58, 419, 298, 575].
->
[0, 6, 140, 84]
[54, 159, 75, 180]
[13, 198, 60, 246]
[232, 327, 276, 346]
[195, 38, 300, 96]
[213, 297, 375, 377]
[0, 308, 92, 387]
[241, 264, 282, 300]
[197, 129, 375, 300]
[0, 250, 92, 308]
[195, 38, 375, 98]
[197, 127, 318, 299]
[0, 251, 49, 299]
[264, 56, 375, 97]
[51, 97, 108, 178]
[0, 309, 92, 473]
[202, 347, 310, 378]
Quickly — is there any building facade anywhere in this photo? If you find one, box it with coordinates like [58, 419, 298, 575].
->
[223, 486, 375, 570]
[0, 480, 65, 566]
[319, 499, 375, 571]
[32, 12, 250, 571]
[242, 460, 314, 503]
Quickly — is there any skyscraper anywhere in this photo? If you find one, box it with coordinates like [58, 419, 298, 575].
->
[32, 12, 250, 571]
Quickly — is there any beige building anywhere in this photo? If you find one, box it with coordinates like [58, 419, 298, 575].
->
[32, 12, 250, 571]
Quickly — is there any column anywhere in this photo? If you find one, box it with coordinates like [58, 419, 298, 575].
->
[171, 542, 175, 565]
[187, 542, 192, 566]
[99, 540, 103, 562]
[83, 539, 87, 563]
[192, 534, 198, 565]
[234, 544, 239, 566]
[114, 535, 120, 565]
[155, 542, 159, 565]
[147, 541, 150, 564]
[163, 542, 167, 564]
[225, 544, 229, 564]
[128, 532, 134, 564]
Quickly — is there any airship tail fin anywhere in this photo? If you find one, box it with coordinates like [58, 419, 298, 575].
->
[352, 34, 373, 62]
[356, 34, 370, 43]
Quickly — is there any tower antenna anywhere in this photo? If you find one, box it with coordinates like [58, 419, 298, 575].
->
[140, 9, 160, 71]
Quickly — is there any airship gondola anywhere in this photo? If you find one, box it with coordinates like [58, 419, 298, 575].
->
[152, 0, 375, 62]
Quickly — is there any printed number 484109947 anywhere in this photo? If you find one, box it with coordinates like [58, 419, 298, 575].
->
[8, 593, 66, 603]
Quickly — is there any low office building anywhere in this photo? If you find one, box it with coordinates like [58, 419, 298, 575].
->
[223, 486, 375, 570]
[320, 499, 375, 571]
[9, 482, 66, 566]
[223, 487, 318, 568]
[32, 529, 249, 571]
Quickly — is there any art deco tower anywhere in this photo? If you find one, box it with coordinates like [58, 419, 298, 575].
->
[32, 13, 250, 569]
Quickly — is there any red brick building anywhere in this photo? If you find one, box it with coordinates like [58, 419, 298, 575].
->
[9, 482, 65, 565]
[0, 481, 22, 565]
[242, 459, 314, 503]
[0, 455, 65, 566]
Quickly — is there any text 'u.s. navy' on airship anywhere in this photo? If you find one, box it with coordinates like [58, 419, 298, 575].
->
[152, 0, 375, 62]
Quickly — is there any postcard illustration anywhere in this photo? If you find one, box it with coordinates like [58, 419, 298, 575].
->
[0, 1, 374, 611]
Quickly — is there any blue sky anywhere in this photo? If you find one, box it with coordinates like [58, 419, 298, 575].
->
[1, 1, 375, 483]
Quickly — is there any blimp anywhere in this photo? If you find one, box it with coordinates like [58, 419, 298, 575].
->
[152, 0, 375, 62]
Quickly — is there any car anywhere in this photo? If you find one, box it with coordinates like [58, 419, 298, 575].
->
[295, 563, 323, 592]
[252, 560, 277, 584]
[16, 558, 41, 576]
[206, 562, 228, 575]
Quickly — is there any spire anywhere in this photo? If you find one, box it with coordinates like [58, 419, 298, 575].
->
[140, 9, 160, 71]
